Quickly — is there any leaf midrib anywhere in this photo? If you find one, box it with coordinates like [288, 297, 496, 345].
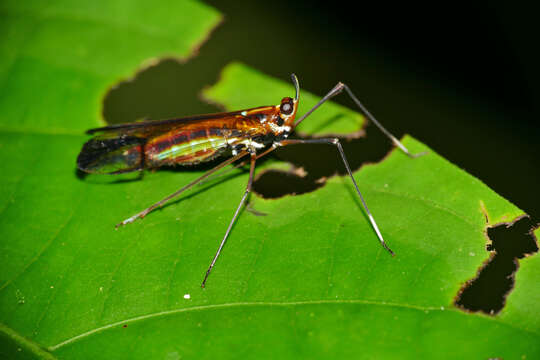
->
[0, 322, 57, 360]
[48, 299, 539, 352]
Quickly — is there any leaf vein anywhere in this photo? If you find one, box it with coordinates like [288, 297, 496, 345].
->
[0, 185, 77, 293]
[370, 187, 477, 228]
[0, 322, 57, 360]
[48, 299, 539, 351]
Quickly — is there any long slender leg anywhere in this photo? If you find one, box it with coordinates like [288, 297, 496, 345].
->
[279, 138, 395, 255]
[201, 153, 257, 288]
[195, 159, 249, 188]
[116, 151, 249, 228]
[195, 146, 279, 217]
[293, 82, 427, 158]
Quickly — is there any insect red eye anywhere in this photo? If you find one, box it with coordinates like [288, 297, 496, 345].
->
[280, 102, 293, 115]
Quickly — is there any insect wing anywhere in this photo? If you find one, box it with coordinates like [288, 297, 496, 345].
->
[77, 111, 260, 174]
[77, 129, 147, 174]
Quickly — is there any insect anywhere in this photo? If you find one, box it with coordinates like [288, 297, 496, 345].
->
[77, 75, 425, 287]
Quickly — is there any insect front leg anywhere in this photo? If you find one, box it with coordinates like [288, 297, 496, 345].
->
[293, 82, 427, 158]
[278, 138, 394, 255]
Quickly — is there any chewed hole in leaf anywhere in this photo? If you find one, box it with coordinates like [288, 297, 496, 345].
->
[254, 169, 323, 198]
[253, 126, 392, 199]
[455, 215, 539, 315]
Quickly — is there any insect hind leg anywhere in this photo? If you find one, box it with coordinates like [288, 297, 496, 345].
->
[115, 151, 249, 228]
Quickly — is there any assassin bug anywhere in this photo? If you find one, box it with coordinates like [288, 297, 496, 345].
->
[77, 74, 425, 287]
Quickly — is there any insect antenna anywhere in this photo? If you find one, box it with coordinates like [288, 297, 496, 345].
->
[291, 73, 300, 101]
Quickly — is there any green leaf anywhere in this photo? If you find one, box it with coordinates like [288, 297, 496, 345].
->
[0, 0, 221, 133]
[0, 3, 538, 359]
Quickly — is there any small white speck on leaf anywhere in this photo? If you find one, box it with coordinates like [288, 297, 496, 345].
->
[15, 289, 25, 304]
[165, 351, 181, 360]
[183, 294, 191, 300]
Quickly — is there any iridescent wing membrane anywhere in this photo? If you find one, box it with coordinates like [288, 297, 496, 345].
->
[77, 109, 273, 174]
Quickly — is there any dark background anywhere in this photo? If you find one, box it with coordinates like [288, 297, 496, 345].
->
[104, 2, 539, 221]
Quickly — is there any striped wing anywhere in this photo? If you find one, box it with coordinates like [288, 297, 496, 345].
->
[77, 111, 267, 174]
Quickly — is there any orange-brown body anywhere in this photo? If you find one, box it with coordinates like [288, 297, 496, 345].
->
[77, 97, 298, 174]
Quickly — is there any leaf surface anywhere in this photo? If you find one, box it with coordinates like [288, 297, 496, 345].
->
[0, 3, 538, 359]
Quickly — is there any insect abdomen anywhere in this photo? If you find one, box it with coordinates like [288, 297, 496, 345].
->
[145, 128, 233, 166]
